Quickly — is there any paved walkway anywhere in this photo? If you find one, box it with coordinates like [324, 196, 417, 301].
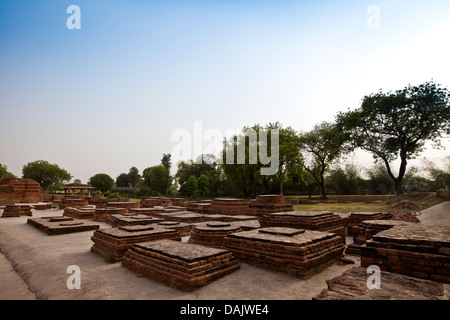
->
[0, 251, 36, 300]
[418, 201, 450, 226]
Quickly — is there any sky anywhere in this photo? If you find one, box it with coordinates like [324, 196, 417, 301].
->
[1, 0, 449, 183]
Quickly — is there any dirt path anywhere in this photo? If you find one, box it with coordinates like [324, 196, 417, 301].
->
[0, 208, 357, 300]
[417, 201, 450, 226]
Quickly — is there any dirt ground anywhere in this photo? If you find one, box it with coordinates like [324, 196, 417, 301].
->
[1, 200, 448, 300]
[0, 207, 358, 300]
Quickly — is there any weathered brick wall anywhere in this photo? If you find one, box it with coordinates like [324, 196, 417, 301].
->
[121, 239, 240, 292]
[91, 226, 181, 262]
[224, 227, 345, 278]
[361, 224, 450, 283]
[0, 178, 40, 205]
[1, 205, 32, 217]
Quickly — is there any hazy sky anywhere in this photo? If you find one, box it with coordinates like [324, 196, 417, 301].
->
[1, 0, 449, 183]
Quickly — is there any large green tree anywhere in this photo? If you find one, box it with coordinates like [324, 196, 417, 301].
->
[143, 165, 170, 195]
[22, 160, 72, 190]
[337, 81, 450, 195]
[127, 167, 141, 187]
[88, 173, 114, 193]
[0, 163, 15, 182]
[298, 122, 348, 198]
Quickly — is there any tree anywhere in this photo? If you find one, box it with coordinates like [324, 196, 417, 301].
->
[266, 122, 301, 195]
[175, 154, 223, 195]
[127, 167, 141, 187]
[337, 81, 450, 195]
[116, 173, 130, 188]
[298, 122, 348, 198]
[0, 163, 15, 182]
[161, 154, 172, 172]
[143, 165, 170, 195]
[197, 174, 209, 196]
[88, 173, 114, 193]
[184, 175, 198, 197]
[22, 160, 72, 190]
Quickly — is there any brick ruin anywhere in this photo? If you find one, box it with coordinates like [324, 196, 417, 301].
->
[0, 178, 40, 205]
[361, 224, 450, 283]
[63, 206, 96, 220]
[58, 198, 89, 209]
[90, 225, 181, 262]
[27, 216, 99, 235]
[345, 220, 416, 255]
[106, 201, 140, 210]
[93, 207, 128, 222]
[186, 202, 212, 214]
[248, 194, 294, 215]
[224, 227, 345, 278]
[1, 205, 33, 217]
[122, 239, 240, 292]
[345, 212, 393, 235]
[106, 213, 163, 228]
[259, 211, 346, 242]
[189, 221, 244, 248]
[156, 221, 193, 237]
[140, 196, 189, 208]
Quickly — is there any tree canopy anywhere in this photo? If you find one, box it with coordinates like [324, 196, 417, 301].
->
[22, 160, 72, 190]
[337, 80, 450, 195]
[88, 173, 114, 193]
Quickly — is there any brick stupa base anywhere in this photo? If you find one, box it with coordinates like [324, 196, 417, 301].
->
[224, 227, 345, 278]
[156, 221, 193, 237]
[93, 207, 128, 222]
[361, 224, 450, 283]
[189, 222, 244, 248]
[1, 205, 32, 217]
[345, 212, 393, 236]
[249, 194, 294, 216]
[122, 239, 240, 291]
[259, 211, 346, 243]
[106, 213, 163, 228]
[63, 206, 96, 220]
[345, 220, 416, 255]
[90, 225, 181, 262]
[208, 198, 251, 216]
[106, 202, 140, 210]
[27, 216, 99, 235]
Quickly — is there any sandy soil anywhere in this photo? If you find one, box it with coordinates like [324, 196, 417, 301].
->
[0, 207, 358, 300]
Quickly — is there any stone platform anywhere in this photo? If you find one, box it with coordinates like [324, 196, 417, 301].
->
[208, 198, 251, 216]
[90, 225, 181, 262]
[345, 212, 393, 235]
[1, 205, 32, 217]
[106, 213, 163, 228]
[361, 224, 450, 283]
[186, 202, 212, 214]
[27, 216, 99, 235]
[63, 206, 96, 220]
[122, 239, 240, 292]
[189, 222, 244, 248]
[58, 198, 89, 209]
[106, 202, 140, 210]
[345, 220, 416, 255]
[259, 211, 346, 242]
[249, 194, 294, 215]
[93, 207, 128, 222]
[156, 221, 193, 237]
[224, 227, 345, 278]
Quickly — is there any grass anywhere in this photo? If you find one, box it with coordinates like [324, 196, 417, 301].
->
[292, 202, 392, 213]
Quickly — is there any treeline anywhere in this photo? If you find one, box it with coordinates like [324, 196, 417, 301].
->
[4, 80, 450, 198]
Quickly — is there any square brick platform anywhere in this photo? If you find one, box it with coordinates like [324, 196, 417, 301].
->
[122, 239, 240, 291]
[106, 213, 164, 227]
[27, 216, 99, 235]
[90, 225, 181, 262]
[361, 224, 450, 283]
[259, 211, 346, 242]
[224, 227, 345, 278]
